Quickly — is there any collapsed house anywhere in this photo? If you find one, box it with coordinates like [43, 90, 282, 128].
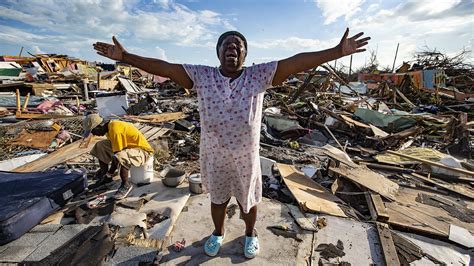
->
[0, 50, 472, 265]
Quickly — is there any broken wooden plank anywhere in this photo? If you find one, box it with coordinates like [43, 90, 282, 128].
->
[391, 232, 444, 265]
[146, 128, 169, 141]
[22, 92, 30, 112]
[15, 112, 79, 120]
[365, 192, 389, 222]
[330, 165, 399, 201]
[286, 204, 319, 232]
[277, 163, 348, 218]
[409, 173, 474, 199]
[340, 114, 371, 128]
[126, 112, 185, 123]
[371, 193, 389, 222]
[13, 136, 106, 172]
[322, 144, 358, 168]
[387, 150, 474, 177]
[143, 127, 164, 139]
[375, 222, 400, 266]
[386, 202, 448, 237]
[386, 186, 474, 239]
[394, 87, 416, 108]
[366, 193, 378, 221]
[369, 124, 389, 138]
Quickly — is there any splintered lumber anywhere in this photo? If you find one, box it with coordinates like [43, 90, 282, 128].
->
[385, 186, 474, 239]
[126, 112, 185, 123]
[15, 112, 78, 119]
[391, 232, 445, 265]
[330, 165, 399, 201]
[13, 136, 106, 172]
[286, 204, 319, 232]
[277, 163, 348, 217]
[387, 150, 474, 177]
[22, 92, 30, 112]
[371, 194, 390, 221]
[322, 144, 358, 168]
[375, 222, 400, 266]
[16, 88, 20, 112]
[409, 173, 474, 199]
[365, 193, 389, 222]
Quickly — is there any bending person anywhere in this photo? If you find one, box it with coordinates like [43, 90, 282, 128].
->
[83, 114, 154, 199]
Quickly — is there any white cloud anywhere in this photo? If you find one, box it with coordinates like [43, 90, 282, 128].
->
[345, 0, 473, 69]
[153, 0, 172, 9]
[155, 46, 167, 60]
[250, 37, 336, 51]
[32, 45, 45, 54]
[410, 0, 461, 15]
[0, 0, 234, 53]
[315, 0, 365, 24]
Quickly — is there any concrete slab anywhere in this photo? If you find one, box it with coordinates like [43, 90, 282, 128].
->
[159, 194, 313, 265]
[24, 224, 90, 262]
[0, 246, 8, 254]
[126, 178, 190, 240]
[29, 224, 62, 233]
[2, 231, 52, 248]
[107, 246, 157, 265]
[312, 215, 384, 265]
[0, 224, 62, 262]
[0, 246, 38, 262]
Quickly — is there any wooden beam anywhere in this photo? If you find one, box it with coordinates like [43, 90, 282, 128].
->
[13, 136, 106, 172]
[16, 88, 21, 113]
[410, 173, 474, 199]
[15, 113, 79, 120]
[22, 92, 30, 112]
[126, 112, 185, 123]
[365, 192, 378, 221]
[375, 222, 400, 266]
[371, 193, 389, 222]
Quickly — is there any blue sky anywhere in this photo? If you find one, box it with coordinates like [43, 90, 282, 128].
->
[0, 0, 472, 70]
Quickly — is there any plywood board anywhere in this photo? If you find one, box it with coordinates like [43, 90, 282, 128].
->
[277, 163, 348, 217]
[312, 215, 384, 265]
[330, 165, 399, 201]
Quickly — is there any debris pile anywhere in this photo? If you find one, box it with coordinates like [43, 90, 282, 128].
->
[0, 50, 472, 265]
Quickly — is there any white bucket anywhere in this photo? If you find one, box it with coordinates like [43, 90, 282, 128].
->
[130, 156, 154, 185]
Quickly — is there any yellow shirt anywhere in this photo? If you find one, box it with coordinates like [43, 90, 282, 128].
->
[107, 120, 154, 153]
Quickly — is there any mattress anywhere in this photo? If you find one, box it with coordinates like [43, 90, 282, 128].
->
[0, 169, 87, 245]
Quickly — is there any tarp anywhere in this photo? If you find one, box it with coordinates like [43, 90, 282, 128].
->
[0, 169, 86, 244]
[354, 108, 416, 131]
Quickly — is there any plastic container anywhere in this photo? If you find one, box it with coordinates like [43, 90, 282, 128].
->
[188, 173, 202, 194]
[130, 156, 154, 185]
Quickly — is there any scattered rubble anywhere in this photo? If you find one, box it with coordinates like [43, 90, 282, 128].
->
[0, 49, 472, 265]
